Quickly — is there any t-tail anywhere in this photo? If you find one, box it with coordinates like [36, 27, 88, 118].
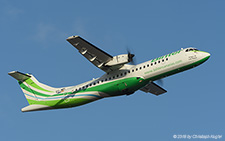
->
[8, 71, 59, 112]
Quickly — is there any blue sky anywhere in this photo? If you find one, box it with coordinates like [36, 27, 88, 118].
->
[1, 0, 224, 140]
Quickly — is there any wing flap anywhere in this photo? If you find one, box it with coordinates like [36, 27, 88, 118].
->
[140, 82, 167, 96]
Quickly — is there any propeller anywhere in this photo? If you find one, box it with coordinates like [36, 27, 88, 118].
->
[126, 46, 164, 86]
[127, 48, 136, 65]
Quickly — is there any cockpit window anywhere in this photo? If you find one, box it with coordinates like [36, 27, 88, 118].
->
[185, 48, 199, 52]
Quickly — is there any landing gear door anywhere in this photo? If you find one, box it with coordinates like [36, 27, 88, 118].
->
[117, 82, 128, 92]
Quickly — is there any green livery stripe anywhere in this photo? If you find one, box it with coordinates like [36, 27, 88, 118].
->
[24, 78, 53, 92]
[20, 77, 146, 99]
[19, 82, 52, 97]
[72, 77, 147, 97]
[27, 97, 93, 108]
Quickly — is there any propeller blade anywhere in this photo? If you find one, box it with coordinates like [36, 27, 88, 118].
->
[126, 48, 136, 65]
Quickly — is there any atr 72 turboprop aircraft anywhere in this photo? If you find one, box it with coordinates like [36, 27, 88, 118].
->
[9, 36, 210, 112]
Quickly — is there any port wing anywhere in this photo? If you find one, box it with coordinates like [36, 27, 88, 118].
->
[67, 36, 114, 72]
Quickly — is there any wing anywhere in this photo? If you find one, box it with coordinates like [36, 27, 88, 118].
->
[140, 82, 167, 96]
[67, 36, 113, 72]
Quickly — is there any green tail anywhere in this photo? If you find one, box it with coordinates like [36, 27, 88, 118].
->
[9, 71, 57, 112]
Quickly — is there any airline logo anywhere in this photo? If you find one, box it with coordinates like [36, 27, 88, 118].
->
[151, 50, 181, 62]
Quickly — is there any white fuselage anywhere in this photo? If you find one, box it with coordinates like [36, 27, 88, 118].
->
[9, 47, 210, 112]
[69, 48, 210, 96]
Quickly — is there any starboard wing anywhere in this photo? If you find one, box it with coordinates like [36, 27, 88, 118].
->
[140, 82, 167, 96]
[67, 36, 113, 72]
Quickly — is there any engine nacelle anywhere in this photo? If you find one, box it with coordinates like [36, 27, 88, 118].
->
[105, 54, 130, 66]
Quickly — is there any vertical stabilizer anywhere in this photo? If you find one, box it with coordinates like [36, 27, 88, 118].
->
[8, 71, 57, 105]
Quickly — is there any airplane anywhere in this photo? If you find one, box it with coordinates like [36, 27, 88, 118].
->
[8, 35, 210, 112]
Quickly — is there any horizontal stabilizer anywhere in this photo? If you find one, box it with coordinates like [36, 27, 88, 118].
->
[140, 82, 167, 96]
[8, 71, 31, 82]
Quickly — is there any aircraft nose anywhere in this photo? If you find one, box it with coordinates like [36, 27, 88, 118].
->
[205, 52, 210, 58]
[202, 51, 210, 61]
